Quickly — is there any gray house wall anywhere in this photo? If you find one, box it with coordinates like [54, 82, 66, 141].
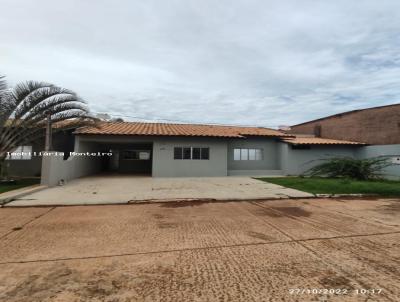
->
[357, 144, 400, 179]
[227, 137, 282, 176]
[279, 143, 360, 175]
[152, 137, 228, 177]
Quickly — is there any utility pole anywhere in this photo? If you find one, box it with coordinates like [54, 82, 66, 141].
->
[45, 114, 52, 151]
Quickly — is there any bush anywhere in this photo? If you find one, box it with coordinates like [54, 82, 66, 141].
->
[304, 157, 393, 180]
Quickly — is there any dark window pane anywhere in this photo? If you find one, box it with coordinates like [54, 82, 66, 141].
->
[122, 150, 138, 160]
[174, 147, 183, 159]
[183, 147, 191, 159]
[201, 148, 209, 160]
[192, 148, 201, 159]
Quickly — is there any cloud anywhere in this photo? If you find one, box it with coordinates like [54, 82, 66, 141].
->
[1, 0, 400, 127]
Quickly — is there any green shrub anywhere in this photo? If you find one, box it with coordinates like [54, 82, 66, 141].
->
[304, 157, 393, 180]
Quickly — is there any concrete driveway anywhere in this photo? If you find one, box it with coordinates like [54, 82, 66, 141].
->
[5, 175, 312, 206]
[0, 198, 399, 301]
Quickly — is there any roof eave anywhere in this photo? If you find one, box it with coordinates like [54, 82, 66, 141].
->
[74, 132, 244, 138]
[284, 142, 366, 146]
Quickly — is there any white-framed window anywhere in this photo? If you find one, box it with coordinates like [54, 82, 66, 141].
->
[233, 148, 262, 161]
[121, 150, 151, 160]
[6, 146, 33, 160]
[174, 147, 209, 160]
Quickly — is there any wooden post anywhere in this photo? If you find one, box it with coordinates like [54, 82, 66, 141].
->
[45, 115, 52, 151]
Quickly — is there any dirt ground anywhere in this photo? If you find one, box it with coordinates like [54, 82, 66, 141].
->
[0, 198, 399, 302]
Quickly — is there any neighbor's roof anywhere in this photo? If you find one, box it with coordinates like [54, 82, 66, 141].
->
[291, 103, 400, 127]
[75, 122, 291, 138]
[282, 137, 366, 145]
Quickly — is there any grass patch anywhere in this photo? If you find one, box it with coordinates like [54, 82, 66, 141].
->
[0, 178, 40, 194]
[257, 177, 400, 196]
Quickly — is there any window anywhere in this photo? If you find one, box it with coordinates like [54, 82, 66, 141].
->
[183, 147, 191, 159]
[192, 148, 201, 159]
[240, 149, 248, 160]
[234, 149, 241, 161]
[121, 150, 151, 160]
[201, 148, 209, 160]
[139, 151, 150, 160]
[233, 148, 262, 160]
[249, 149, 256, 160]
[174, 147, 209, 160]
[6, 146, 32, 160]
[174, 147, 183, 159]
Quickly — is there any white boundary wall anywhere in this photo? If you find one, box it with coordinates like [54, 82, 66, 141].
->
[41, 138, 102, 186]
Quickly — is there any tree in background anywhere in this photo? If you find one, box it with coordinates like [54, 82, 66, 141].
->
[0, 75, 97, 179]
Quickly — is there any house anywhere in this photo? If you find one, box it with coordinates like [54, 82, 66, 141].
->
[7, 113, 400, 186]
[289, 103, 400, 145]
[34, 122, 370, 186]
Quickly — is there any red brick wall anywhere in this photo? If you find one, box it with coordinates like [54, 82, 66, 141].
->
[289, 104, 400, 145]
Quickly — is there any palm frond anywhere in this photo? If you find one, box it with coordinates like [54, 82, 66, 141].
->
[0, 75, 6, 91]
[12, 81, 54, 101]
[0, 81, 96, 158]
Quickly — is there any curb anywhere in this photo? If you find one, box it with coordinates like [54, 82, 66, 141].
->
[2, 193, 385, 208]
[0, 185, 48, 207]
[127, 195, 316, 205]
[4, 195, 317, 208]
[314, 193, 380, 198]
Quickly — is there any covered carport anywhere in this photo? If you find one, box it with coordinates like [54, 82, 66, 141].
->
[75, 135, 155, 175]
[97, 142, 153, 175]
[40, 135, 156, 186]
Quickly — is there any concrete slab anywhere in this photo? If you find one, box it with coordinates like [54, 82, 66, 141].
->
[5, 175, 312, 206]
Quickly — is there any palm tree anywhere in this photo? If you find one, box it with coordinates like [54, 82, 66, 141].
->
[0, 76, 96, 179]
[0, 76, 6, 91]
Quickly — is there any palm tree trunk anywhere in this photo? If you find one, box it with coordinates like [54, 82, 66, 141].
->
[0, 155, 8, 180]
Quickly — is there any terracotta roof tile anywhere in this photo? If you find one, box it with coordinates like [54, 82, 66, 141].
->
[75, 122, 290, 138]
[282, 137, 365, 145]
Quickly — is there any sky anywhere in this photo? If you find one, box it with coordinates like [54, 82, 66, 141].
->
[1, 0, 400, 127]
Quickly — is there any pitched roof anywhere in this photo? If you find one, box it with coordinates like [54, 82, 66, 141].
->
[291, 103, 400, 127]
[282, 137, 365, 145]
[74, 122, 290, 138]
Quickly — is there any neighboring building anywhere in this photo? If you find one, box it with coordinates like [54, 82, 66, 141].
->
[289, 103, 400, 145]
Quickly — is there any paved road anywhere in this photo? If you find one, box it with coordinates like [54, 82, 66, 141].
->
[0, 198, 399, 301]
